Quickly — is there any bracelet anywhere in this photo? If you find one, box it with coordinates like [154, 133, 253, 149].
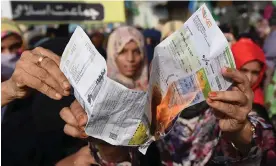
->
[250, 123, 256, 137]
[89, 142, 105, 166]
[230, 121, 256, 152]
[231, 141, 239, 151]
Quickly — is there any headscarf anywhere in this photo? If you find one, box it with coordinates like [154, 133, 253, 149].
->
[107, 26, 148, 91]
[161, 20, 183, 40]
[1, 18, 24, 82]
[1, 18, 22, 39]
[231, 38, 266, 105]
[1, 18, 25, 55]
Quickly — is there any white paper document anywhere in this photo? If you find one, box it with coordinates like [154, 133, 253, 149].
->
[60, 4, 236, 153]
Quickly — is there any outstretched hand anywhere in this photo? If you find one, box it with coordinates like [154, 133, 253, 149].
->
[2, 47, 71, 106]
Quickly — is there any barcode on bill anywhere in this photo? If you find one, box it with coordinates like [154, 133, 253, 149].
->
[215, 76, 222, 90]
[109, 132, 118, 140]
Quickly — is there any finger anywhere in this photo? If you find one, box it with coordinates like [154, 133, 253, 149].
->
[221, 67, 250, 92]
[35, 52, 70, 92]
[231, 86, 239, 91]
[208, 91, 247, 105]
[231, 86, 254, 105]
[70, 100, 88, 126]
[21, 61, 64, 95]
[221, 67, 247, 85]
[13, 68, 61, 100]
[23, 51, 70, 93]
[206, 99, 247, 122]
[60, 107, 78, 126]
[64, 124, 88, 138]
[32, 47, 61, 65]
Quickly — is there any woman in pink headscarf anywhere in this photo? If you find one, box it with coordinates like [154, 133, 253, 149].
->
[106, 26, 148, 91]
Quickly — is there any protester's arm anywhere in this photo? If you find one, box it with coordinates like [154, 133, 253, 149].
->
[1, 47, 70, 107]
[207, 67, 276, 163]
[55, 145, 96, 166]
[212, 113, 275, 165]
[206, 67, 256, 151]
[1, 80, 16, 106]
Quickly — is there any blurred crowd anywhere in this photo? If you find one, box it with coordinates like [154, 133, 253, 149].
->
[1, 2, 276, 166]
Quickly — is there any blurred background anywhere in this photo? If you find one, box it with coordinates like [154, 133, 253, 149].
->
[1, 0, 275, 49]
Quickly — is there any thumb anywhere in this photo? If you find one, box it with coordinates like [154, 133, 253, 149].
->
[70, 100, 88, 126]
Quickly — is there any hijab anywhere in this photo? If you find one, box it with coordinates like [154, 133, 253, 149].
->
[1, 18, 22, 40]
[107, 26, 148, 91]
[231, 38, 266, 105]
[1, 18, 23, 82]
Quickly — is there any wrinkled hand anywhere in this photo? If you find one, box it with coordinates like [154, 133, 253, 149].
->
[60, 100, 88, 138]
[206, 67, 254, 143]
[60, 100, 130, 162]
[56, 145, 96, 166]
[7, 47, 70, 100]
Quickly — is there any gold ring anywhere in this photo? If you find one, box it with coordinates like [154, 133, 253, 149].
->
[37, 56, 46, 66]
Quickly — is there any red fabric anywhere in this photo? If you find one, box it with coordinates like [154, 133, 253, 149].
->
[231, 38, 266, 105]
[254, 87, 265, 105]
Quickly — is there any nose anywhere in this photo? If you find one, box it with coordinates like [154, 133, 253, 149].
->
[126, 51, 135, 62]
[245, 73, 253, 85]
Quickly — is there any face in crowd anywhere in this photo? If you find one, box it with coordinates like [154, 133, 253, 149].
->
[240, 60, 262, 87]
[115, 40, 142, 78]
[1, 33, 22, 55]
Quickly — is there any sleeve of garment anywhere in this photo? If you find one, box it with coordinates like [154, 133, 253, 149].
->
[212, 113, 276, 165]
[89, 142, 136, 166]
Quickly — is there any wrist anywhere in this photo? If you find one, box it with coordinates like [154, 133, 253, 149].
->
[224, 119, 255, 155]
[89, 142, 130, 164]
[236, 119, 254, 144]
[223, 119, 254, 145]
[55, 153, 76, 166]
[1, 79, 17, 106]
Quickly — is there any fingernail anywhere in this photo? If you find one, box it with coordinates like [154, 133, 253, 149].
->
[78, 115, 85, 125]
[80, 131, 88, 138]
[226, 67, 233, 72]
[207, 98, 213, 103]
[63, 81, 70, 89]
[208, 92, 217, 97]
[78, 126, 85, 131]
[55, 93, 62, 99]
